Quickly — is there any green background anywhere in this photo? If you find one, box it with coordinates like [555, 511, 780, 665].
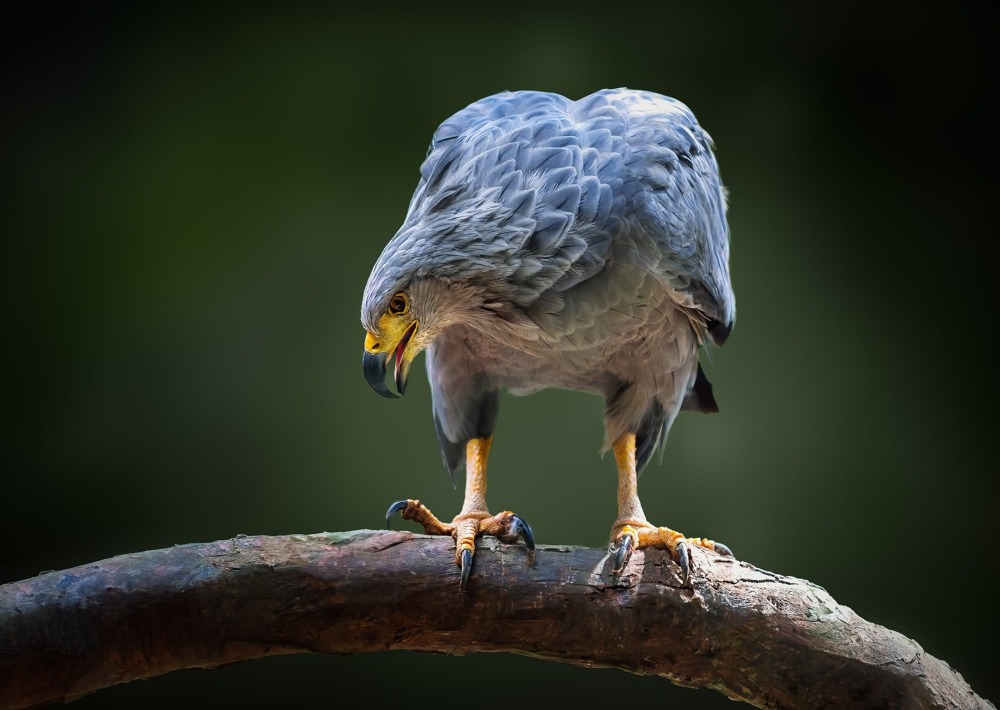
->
[2, 4, 995, 707]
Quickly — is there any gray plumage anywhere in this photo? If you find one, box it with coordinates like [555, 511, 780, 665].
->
[362, 88, 734, 483]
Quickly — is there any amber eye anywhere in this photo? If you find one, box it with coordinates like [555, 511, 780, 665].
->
[388, 292, 409, 315]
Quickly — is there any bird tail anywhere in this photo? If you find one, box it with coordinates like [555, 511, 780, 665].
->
[681, 363, 719, 414]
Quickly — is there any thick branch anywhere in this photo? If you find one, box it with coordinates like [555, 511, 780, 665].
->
[0, 531, 991, 709]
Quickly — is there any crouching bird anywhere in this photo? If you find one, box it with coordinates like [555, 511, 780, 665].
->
[361, 88, 735, 586]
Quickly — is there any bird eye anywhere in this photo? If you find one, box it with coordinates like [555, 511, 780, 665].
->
[389, 293, 409, 315]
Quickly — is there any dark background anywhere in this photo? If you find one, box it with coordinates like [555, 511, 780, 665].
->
[2, 4, 995, 707]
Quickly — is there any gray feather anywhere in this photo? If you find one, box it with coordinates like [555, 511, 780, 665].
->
[361, 88, 735, 477]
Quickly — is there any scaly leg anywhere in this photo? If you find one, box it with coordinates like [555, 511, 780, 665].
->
[609, 432, 731, 585]
[386, 436, 534, 586]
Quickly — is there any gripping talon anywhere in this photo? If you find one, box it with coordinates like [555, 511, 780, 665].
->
[676, 540, 691, 583]
[460, 548, 473, 587]
[511, 515, 535, 553]
[611, 534, 634, 586]
[713, 541, 733, 557]
[385, 500, 409, 529]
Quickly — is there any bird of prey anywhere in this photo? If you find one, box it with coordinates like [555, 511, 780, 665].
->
[361, 88, 735, 586]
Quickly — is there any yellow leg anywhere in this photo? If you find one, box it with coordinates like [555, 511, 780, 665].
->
[610, 433, 731, 584]
[459, 437, 491, 513]
[453, 436, 495, 561]
[614, 432, 646, 523]
[385, 435, 534, 586]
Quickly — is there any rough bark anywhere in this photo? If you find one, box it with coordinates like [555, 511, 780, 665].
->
[0, 530, 992, 709]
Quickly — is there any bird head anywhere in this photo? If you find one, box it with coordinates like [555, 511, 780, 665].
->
[361, 165, 534, 398]
[362, 268, 493, 398]
[361, 286, 420, 399]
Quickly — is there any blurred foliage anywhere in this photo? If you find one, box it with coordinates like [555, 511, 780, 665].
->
[1, 4, 995, 708]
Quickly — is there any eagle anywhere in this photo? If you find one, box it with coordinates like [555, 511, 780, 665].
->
[361, 88, 735, 585]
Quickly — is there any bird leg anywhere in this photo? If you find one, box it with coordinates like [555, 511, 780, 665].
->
[609, 432, 731, 586]
[386, 436, 534, 586]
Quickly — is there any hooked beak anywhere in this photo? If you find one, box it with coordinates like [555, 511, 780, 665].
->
[363, 349, 397, 398]
[363, 321, 417, 398]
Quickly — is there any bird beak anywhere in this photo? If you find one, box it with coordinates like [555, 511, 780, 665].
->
[363, 320, 417, 398]
[363, 348, 397, 398]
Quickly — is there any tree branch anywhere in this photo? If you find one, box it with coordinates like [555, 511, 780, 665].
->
[0, 530, 992, 709]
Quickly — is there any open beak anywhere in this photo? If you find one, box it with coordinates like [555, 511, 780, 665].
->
[363, 320, 417, 398]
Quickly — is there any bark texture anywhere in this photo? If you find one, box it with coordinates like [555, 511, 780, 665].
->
[0, 530, 992, 709]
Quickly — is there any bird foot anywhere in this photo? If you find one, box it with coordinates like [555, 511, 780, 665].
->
[610, 521, 732, 586]
[386, 500, 534, 586]
[385, 499, 454, 535]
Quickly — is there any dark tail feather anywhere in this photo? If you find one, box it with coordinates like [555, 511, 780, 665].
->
[635, 401, 666, 473]
[681, 363, 719, 414]
[708, 318, 733, 346]
[431, 388, 500, 490]
[432, 413, 465, 489]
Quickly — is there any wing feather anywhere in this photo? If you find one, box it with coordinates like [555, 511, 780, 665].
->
[380, 88, 733, 342]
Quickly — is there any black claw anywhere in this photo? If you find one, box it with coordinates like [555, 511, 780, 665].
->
[511, 515, 535, 552]
[713, 541, 734, 557]
[611, 535, 634, 586]
[385, 500, 409, 529]
[460, 548, 473, 587]
[677, 540, 691, 583]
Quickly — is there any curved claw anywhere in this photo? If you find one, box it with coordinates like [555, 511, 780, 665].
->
[676, 540, 691, 584]
[460, 548, 473, 587]
[511, 515, 535, 552]
[611, 534, 634, 586]
[713, 541, 734, 557]
[385, 500, 409, 529]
